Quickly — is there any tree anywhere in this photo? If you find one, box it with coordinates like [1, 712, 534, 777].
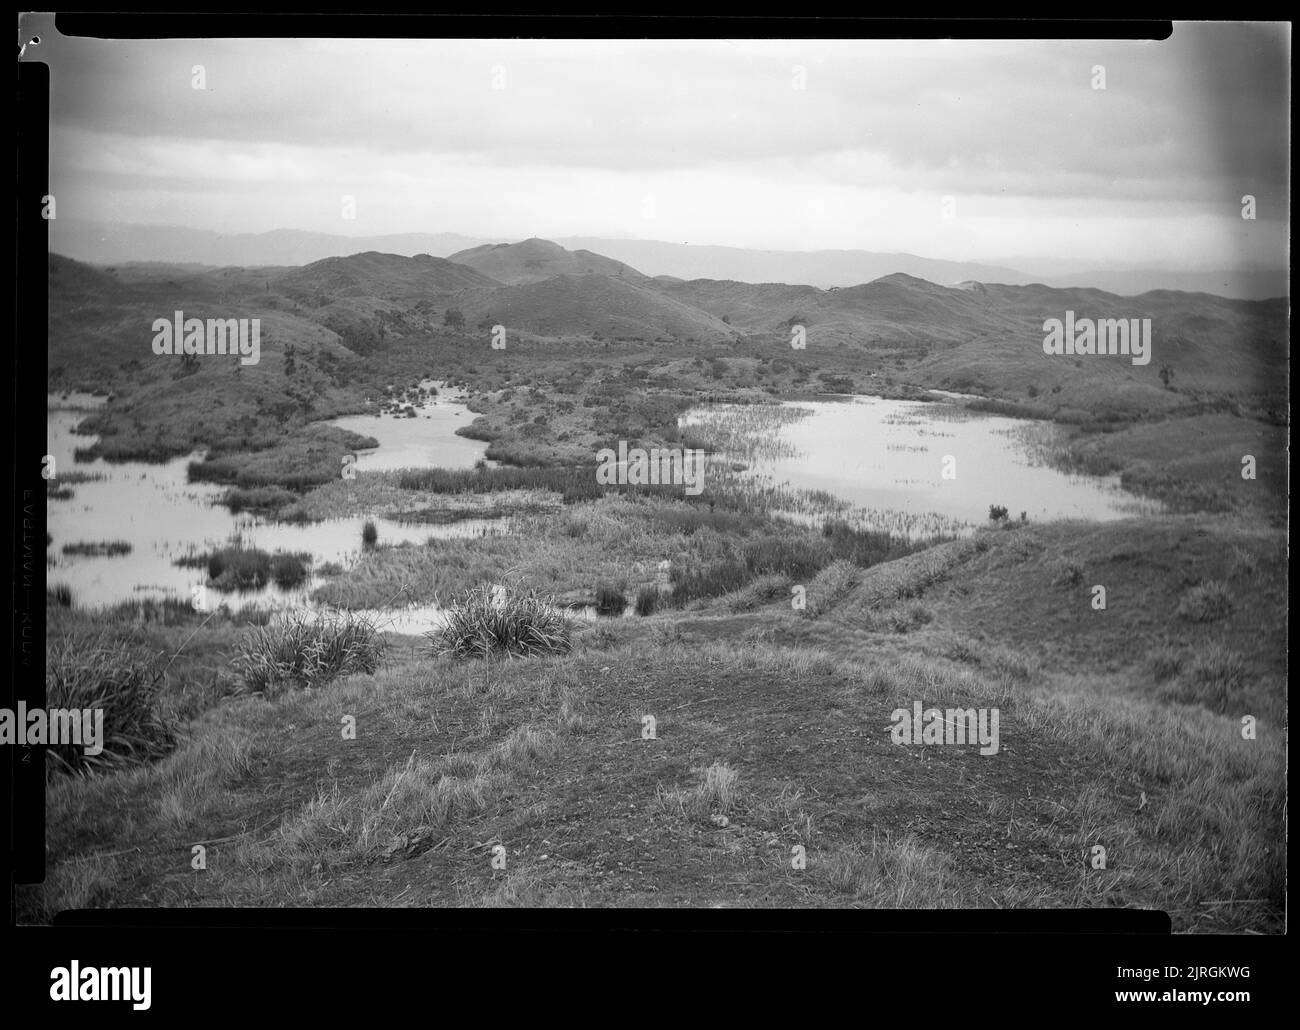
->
[444, 308, 466, 330]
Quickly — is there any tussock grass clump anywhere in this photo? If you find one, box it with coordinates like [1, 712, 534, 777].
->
[634, 585, 660, 616]
[224, 485, 299, 514]
[1228, 547, 1259, 578]
[1160, 642, 1248, 714]
[61, 540, 132, 558]
[45, 631, 174, 776]
[428, 585, 572, 659]
[207, 545, 271, 591]
[1051, 557, 1085, 587]
[1175, 580, 1233, 623]
[401, 466, 592, 496]
[103, 596, 208, 626]
[48, 584, 74, 608]
[234, 609, 385, 695]
[1147, 643, 1183, 682]
[742, 536, 826, 580]
[821, 520, 934, 568]
[726, 573, 792, 612]
[820, 834, 953, 906]
[595, 582, 626, 616]
[888, 603, 933, 633]
[803, 560, 862, 619]
[668, 559, 749, 606]
[943, 635, 981, 665]
[204, 546, 310, 592]
[269, 552, 311, 589]
[656, 761, 740, 825]
[644, 505, 766, 538]
[277, 752, 499, 864]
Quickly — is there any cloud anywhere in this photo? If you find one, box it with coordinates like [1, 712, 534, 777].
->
[36, 25, 1289, 265]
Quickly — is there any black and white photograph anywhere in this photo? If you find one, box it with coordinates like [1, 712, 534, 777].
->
[9, 13, 1288, 1006]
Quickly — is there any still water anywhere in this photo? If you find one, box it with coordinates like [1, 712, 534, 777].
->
[682, 394, 1160, 534]
[46, 388, 492, 610]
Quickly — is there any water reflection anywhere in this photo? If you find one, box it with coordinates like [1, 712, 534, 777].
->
[682, 395, 1161, 530]
[46, 386, 497, 609]
[324, 380, 491, 472]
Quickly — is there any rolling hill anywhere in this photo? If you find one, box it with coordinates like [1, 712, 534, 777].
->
[447, 237, 653, 286]
[48, 240, 1288, 419]
[274, 251, 499, 303]
[457, 272, 739, 342]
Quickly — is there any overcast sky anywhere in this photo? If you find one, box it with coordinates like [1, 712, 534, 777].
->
[27, 19, 1289, 269]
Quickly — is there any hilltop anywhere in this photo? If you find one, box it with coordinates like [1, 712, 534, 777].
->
[448, 237, 653, 286]
[276, 251, 499, 302]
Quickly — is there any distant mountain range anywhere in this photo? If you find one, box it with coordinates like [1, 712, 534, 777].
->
[48, 220, 1288, 300]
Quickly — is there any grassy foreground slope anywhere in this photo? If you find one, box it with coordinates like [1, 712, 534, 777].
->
[28, 502, 1284, 930]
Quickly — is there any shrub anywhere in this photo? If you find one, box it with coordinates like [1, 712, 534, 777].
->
[234, 609, 385, 696]
[988, 504, 1009, 522]
[428, 585, 572, 660]
[1175, 580, 1233, 623]
[362, 520, 379, 548]
[45, 631, 174, 776]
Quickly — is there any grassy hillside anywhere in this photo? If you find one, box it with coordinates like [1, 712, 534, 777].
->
[275, 251, 499, 302]
[26, 498, 1284, 928]
[448, 237, 653, 286]
[457, 273, 740, 344]
[48, 247, 1288, 527]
